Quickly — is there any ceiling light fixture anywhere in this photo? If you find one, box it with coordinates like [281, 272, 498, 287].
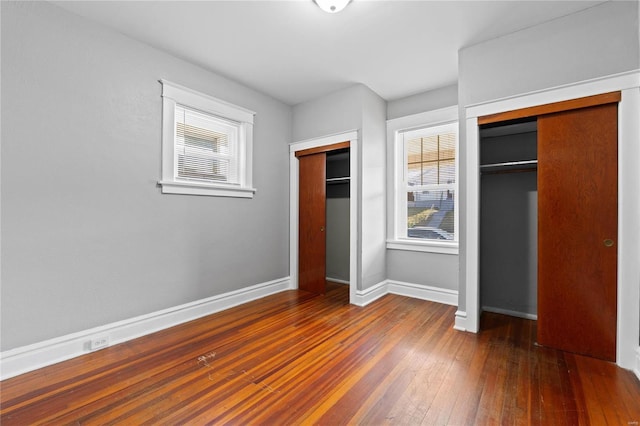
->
[314, 0, 351, 14]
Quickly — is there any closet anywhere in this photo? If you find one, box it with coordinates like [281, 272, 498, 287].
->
[296, 142, 350, 295]
[480, 119, 538, 319]
[325, 149, 350, 284]
[479, 92, 619, 362]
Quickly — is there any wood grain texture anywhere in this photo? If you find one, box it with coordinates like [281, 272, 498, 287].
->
[298, 152, 326, 294]
[537, 103, 618, 361]
[294, 141, 350, 158]
[478, 91, 621, 125]
[2, 283, 639, 425]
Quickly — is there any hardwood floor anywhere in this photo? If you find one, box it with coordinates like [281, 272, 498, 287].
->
[2, 282, 639, 425]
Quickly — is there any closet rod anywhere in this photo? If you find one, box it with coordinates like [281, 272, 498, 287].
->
[326, 177, 350, 184]
[480, 159, 537, 169]
[480, 159, 538, 175]
[481, 167, 537, 175]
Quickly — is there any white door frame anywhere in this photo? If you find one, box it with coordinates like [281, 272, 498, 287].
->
[458, 70, 640, 371]
[289, 130, 359, 304]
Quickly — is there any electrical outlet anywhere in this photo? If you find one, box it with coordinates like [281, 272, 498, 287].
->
[89, 336, 110, 351]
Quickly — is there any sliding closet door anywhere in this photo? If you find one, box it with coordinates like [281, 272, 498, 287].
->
[298, 152, 327, 294]
[537, 102, 618, 361]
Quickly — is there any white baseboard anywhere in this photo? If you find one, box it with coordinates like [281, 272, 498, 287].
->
[635, 347, 640, 382]
[454, 310, 468, 331]
[326, 277, 350, 285]
[482, 305, 538, 321]
[387, 280, 458, 306]
[353, 279, 459, 308]
[0, 277, 292, 381]
[353, 280, 388, 306]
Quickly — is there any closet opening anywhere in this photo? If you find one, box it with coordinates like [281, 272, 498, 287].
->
[296, 141, 351, 298]
[466, 88, 629, 364]
[477, 95, 619, 362]
[479, 117, 538, 321]
[325, 148, 351, 295]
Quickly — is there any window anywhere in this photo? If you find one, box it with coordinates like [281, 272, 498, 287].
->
[387, 106, 458, 254]
[159, 80, 256, 198]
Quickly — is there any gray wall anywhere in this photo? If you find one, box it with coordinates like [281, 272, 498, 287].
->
[359, 87, 388, 288]
[292, 85, 364, 142]
[385, 85, 459, 290]
[325, 153, 350, 282]
[460, 2, 639, 107]
[457, 0, 640, 316]
[386, 251, 458, 291]
[1, 1, 291, 350]
[326, 198, 350, 282]
[387, 84, 458, 120]
[480, 172, 537, 316]
[293, 84, 387, 290]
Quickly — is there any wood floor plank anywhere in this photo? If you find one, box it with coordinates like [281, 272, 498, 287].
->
[497, 316, 529, 425]
[445, 320, 493, 424]
[1, 284, 639, 425]
[381, 307, 461, 424]
[351, 303, 455, 424]
[314, 301, 451, 425]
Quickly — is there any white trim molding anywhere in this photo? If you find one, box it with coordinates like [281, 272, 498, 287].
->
[289, 130, 359, 305]
[635, 346, 640, 382]
[353, 280, 388, 307]
[463, 70, 640, 371]
[353, 279, 458, 308]
[386, 106, 460, 255]
[0, 277, 292, 381]
[387, 280, 458, 306]
[157, 180, 256, 198]
[386, 239, 458, 255]
[158, 80, 256, 198]
[454, 310, 468, 331]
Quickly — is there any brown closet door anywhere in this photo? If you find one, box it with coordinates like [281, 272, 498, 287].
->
[537, 102, 618, 361]
[298, 152, 326, 294]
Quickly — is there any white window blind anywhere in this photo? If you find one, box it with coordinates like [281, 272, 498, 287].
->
[174, 105, 239, 185]
[406, 132, 456, 187]
[386, 106, 458, 254]
[159, 80, 256, 198]
[404, 127, 457, 241]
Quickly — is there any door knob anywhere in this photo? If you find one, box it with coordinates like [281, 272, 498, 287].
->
[320, 226, 325, 232]
[603, 239, 614, 247]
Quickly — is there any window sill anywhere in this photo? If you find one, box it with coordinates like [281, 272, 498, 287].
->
[159, 180, 256, 198]
[386, 239, 459, 255]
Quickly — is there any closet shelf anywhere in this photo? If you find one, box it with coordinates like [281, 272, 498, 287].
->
[480, 159, 537, 173]
[326, 177, 350, 184]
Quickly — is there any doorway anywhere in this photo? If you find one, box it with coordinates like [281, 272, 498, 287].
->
[478, 100, 619, 362]
[461, 74, 640, 369]
[289, 131, 359, 304]
[464, 91, 633, 362]
[295, 142, 350, 294]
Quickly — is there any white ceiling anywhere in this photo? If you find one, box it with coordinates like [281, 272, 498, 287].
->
[53, 0, 604, 105]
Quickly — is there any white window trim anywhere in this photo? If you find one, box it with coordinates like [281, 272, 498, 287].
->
[158, 80, 257, 198]
[386, 105, 459, 254]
